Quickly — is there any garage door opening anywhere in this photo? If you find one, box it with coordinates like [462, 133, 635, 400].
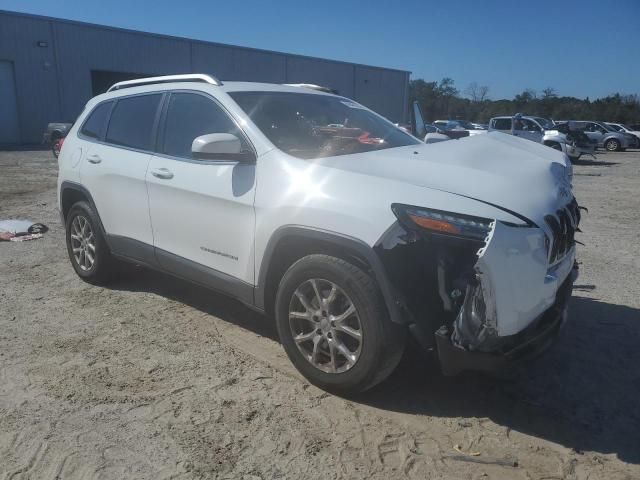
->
[0, 61, 20, 144]
[91, 70, 149, 95]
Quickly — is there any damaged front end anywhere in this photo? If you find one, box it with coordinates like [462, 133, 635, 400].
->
[376, 201, 580, 376]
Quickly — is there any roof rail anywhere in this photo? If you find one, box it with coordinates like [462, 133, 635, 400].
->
[283, 83, 337, 94]
[107, 74, 222, 92]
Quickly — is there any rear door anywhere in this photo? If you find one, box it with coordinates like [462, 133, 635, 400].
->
[79, 93, 163, 255]
[146, 91, 257, 290]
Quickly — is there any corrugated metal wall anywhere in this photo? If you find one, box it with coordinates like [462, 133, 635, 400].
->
[0, 10, 410, 144]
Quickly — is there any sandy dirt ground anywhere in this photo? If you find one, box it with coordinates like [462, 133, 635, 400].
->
[1, 148, 639, 479]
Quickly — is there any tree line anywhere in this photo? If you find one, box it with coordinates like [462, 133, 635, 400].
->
[409, 78, 640, 124]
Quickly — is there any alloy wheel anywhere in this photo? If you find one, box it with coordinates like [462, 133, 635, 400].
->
[288, 278, 363, 373]
[605, 140, 619, 151]
[70, 215, 96, 271]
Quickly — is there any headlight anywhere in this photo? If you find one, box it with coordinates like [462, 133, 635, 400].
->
[392, 204, 493, 241]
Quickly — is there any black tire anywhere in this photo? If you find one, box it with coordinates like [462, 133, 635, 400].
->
[65, 201, 115, 285]
[605, 138, 621, 152]
[275, 254, 406, 394]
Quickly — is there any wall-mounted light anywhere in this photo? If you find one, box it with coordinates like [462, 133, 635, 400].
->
[36, 41, 48, 47]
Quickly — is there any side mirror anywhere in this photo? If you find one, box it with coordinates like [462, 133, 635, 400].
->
[192, 133, 256, 163]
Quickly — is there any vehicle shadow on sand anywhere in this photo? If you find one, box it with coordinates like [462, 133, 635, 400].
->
[359, 295, 640, 465]
[112, 268, 640, 464]
[572, 159, 619, 167]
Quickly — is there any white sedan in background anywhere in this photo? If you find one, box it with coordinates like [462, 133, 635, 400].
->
[605, 123, 640, 148]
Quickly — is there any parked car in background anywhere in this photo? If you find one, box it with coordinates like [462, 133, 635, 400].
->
[43, 122, 72, 145]
[58, 74, 580, 394]
[431, 122, 470, 140]
[567, 121, 632, 151]
[43, 122, 72, 158]
[434, 120, 487, 136]
[423, 123, 454, 143]
[605, 123, 640, 148]
[408, 103, 464, 142]
[489, 115, 594, 161]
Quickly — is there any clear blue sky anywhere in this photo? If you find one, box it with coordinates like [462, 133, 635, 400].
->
[3, 0, 639, 99]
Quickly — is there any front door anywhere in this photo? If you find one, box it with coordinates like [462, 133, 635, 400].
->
[146, 91, 257, 289]
[513, 118, 544, 143]
[584, 122, 606, 146]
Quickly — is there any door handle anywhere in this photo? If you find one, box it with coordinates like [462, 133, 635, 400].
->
[87, 154, 102, 164]
[150, 167, 174, 179]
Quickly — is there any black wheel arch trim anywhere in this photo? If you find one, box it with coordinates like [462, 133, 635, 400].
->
[60, 181, 111, 250]
[255, 225, 406, 325]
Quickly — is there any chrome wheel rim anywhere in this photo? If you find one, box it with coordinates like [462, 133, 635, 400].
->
[606, 140, 617, 151]
[288, 279, 363, 373]
[70, 215, 95, 271]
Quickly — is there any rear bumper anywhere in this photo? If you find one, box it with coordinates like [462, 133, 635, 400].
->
[435, 262, 577, 375]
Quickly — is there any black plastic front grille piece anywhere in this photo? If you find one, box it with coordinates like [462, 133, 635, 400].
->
[545, 198, 579, 264]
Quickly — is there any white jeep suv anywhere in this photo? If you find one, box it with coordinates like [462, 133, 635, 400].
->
[58, 74, 580, 394]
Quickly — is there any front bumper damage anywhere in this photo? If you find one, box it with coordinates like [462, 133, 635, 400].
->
[375, 206, 579, 376]
[437, 260, 577, 375]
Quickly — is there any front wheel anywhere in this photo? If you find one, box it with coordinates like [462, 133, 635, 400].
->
[275, 254, 406, 394]
[605, 139, 621, 151]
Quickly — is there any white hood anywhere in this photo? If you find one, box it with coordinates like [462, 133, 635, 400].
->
[315, 132, 572, 226]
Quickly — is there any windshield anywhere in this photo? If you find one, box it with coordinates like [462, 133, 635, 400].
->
[533, 117, 554, 129]
[229, 91, 420, 159]
[607, 124, 626, 132]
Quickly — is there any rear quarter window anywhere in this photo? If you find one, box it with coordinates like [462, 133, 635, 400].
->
[106, 94, 162, 150]
[80, 101, 113, 139]
[492, 118, 512, 130]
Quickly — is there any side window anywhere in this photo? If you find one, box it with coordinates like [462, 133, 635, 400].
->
[80, 101, 113, 139]
[521, 119, 541, 132]
[106, 94, 162, 150]
[162, 92, 246, 159]
[493, 118, 512, 130]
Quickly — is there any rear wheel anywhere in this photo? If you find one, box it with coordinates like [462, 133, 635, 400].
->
[605, 138, 621, 151]
[65, 201, 115, 285]
[275, 254, 406, 394]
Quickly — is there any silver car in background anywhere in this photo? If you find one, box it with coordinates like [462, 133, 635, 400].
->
[567, 121, 632, 151]
[605, 123, 640, 148]
[489, 115, 595, 161]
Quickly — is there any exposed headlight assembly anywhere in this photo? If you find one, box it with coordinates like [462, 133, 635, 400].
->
[392, 204, 493, 241]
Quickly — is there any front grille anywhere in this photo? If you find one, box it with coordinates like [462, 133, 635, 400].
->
[545, 197, 580, 264]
